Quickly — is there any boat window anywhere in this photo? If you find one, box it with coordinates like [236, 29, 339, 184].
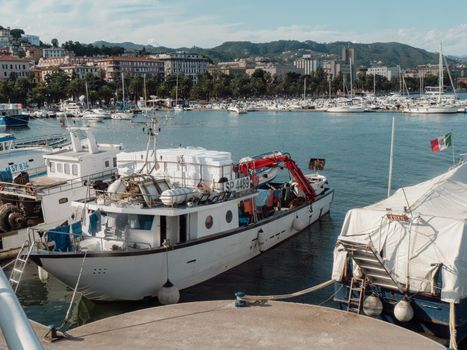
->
[113, 157, 117, 167]
[57, 163, 63, 173]
[72, 164, 78, 176]
[128, 214, 153, 230]
[225, 210, 233, 223]
[49, 161, 55, 173]
[0, 143, 3, 151]
[105, 160, 110, 168]
[205, 215, 213, 229]
[64, 163, 70, 175]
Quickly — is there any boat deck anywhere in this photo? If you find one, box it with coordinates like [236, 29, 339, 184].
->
[1, 301, 445, 349]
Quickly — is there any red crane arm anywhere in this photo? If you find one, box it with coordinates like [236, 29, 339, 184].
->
[238, 154, 316, 202]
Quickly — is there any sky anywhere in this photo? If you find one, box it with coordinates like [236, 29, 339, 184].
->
[1, 0, 467, 55]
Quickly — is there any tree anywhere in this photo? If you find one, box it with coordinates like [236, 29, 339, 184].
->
[10, 29, 24, 40]
[51, 38, 59, 48]
[98, 85, 114, 104]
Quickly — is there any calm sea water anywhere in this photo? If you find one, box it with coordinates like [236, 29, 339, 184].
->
[8, 107, 467, 332]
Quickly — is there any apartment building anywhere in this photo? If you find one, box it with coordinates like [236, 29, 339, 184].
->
[152, 52, 209, 83]
[96, 56, 164, 81]
[0, 55, 30, 80]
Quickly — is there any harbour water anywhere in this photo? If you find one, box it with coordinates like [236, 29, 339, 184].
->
[7, 109, 467, 333]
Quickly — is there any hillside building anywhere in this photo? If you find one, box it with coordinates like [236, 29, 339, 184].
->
[367, 66, 400, 81]
[152, 52, 209, 83]
[96, 56, 164, 81]
[0, 55, 31, 80]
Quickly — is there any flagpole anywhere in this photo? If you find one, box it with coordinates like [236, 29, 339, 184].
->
[451, 130, 455, 165]
[387, 115, 395, 198]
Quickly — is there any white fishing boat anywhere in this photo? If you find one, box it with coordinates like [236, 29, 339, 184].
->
[82, 111, 105, 122]
[29, 149, 333, 302]
[0, 126, 121, 235]
[326, 105, 364, 113]
[0, 133, 67, 182]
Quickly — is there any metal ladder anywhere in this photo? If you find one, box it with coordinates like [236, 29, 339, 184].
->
[346, 277, 366, 314]
[338, 240, 405, 293]
[9, 240, 34, 293]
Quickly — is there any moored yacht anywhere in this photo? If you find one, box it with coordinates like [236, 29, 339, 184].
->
[0, 104, 30, 127]
[29, 150, 334, 302]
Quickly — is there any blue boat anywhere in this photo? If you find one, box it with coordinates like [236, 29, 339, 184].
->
[0, 103, 30, 127]
[332, 160, 467, 346]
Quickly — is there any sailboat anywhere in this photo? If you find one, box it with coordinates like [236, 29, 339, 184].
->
[406, 43, 457, 114]
[173, 72, 184, 112]
[111, 72, 134, 120]
[82, 81, 106, 122]
[327, 58, 364, 113]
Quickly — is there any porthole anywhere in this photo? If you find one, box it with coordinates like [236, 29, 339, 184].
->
[205, 215, 213, 229]
[225, 210, 233, 223]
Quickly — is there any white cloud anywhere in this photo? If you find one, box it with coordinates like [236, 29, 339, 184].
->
[1, 0, 467, 55]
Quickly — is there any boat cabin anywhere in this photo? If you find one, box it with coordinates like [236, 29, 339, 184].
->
[43, 127, 121, 180]
[0, 133, 15, 152]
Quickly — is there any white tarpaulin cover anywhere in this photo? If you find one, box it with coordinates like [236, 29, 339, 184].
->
[332, 161, 467, 303]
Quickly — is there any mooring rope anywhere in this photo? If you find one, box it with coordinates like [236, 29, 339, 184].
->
[449, 301, 458, 350]
[237, 279, 334, 303]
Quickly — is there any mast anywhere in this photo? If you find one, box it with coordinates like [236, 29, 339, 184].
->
[349, 57, 353, 98]
[303, 77, 306, 101]
[121, 71, 125, 110]
[143, 73, 147, 108]
[373, 72, 376, 96]
[438, 42, 443, 104]
[387, 115, 395, 198]
[175, 71, 179, 107]
[85, 80, 90, 110]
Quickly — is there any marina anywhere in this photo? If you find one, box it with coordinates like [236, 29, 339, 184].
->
[0, 107, 465, 348]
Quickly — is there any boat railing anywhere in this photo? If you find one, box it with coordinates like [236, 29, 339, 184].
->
[14, 134, 69, 148]
[0, 168, 118, 198]
[93, 186, 254, 208]
[28, 226, 153, 253]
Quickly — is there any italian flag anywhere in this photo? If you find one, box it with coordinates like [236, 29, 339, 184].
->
[430, 132, 452, 152]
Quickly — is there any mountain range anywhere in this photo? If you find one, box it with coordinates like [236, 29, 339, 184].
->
[93, 40, 458, 68]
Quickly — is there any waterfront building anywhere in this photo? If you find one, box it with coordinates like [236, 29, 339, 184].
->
[367, 66, 399, 81]
[31, 63, 101, 83]
[37, 55, 95, 68]
[341, 48, 356, 64]
[294, 55, 322, 75]
[22, 34, 40, 47]
[0, 55, 30, 80]
[62, 65, 101, 80]
[417, 64, 439, 78]
[152, 52, 209, 83]
[322, 60, 343, 80]
[42, 47, 66, 58]
[246, 63, 302, 77]
[207, 58, 254, 76]
[96, 56, 164, 81]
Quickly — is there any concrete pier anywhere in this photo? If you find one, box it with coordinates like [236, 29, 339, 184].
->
[0, 301, 445, 349]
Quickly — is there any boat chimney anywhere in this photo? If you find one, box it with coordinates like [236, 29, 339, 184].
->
[86, 129, 99, 154]
[69, 128, 83, 152]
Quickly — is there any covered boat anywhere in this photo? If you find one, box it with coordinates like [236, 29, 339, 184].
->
[332, 160, 467, 343]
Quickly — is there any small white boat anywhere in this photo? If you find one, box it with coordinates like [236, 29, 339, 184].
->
[111, 111, 133, 120]
[228, 106, 247, 114]
[82, 111, 105, 122]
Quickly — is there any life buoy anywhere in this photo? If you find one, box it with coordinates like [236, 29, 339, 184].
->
[25, 182, 36, 196]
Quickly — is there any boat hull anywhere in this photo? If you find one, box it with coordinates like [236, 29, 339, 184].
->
[334, 280, 467, 343]
[0, 114, 29, 127]
[31, 189, 334, 301]
[405, 106, 458, 114]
